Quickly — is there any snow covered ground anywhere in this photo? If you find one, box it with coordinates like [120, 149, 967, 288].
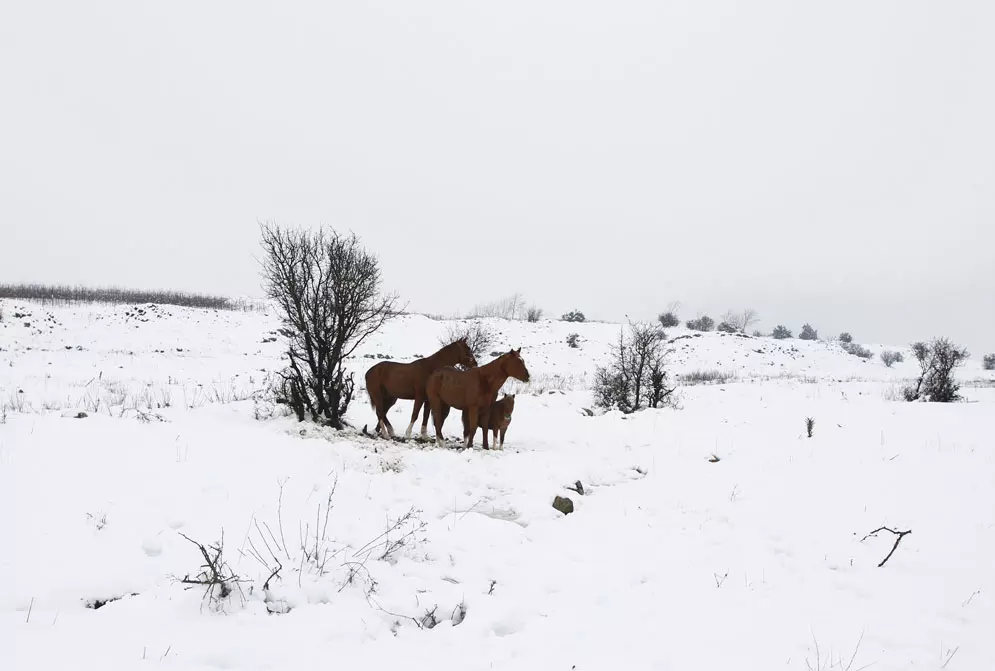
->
[1, 300, 993, 670]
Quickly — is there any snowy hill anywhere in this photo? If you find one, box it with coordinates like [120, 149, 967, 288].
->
[1, 300, 993, 670]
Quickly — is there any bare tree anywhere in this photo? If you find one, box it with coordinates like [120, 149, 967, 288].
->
[593, 320, 674, 413]
[647, 349, 675, 408]
[903, 338, 969, 403]
[740, 308, 760, 333]
[626, 321, 665, 410]
[440, 321, 497, 359]
[260, 223, 400, 427]
[721, 308, 760, 333]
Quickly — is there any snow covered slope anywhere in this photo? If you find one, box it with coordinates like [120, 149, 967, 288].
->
[1, 301, 993, 670]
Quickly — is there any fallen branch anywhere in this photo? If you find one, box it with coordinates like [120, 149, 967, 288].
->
[860, 526, 912, 567]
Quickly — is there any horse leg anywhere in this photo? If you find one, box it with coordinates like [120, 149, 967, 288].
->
[461, 410, 470, 444]
[499, 427, 506, 449]
[382, 397, 397, 438]
[367, 382, 386, 438]
[431, 399, 446, 445]
[405, 395, 423, 439]
[474, 406, 491, 450]
[464, 406, 478, 448]
[420, 402, 431, 438]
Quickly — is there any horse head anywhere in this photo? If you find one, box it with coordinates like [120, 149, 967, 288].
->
[502, 348, 530, 383]
[453, 337, 478, 369]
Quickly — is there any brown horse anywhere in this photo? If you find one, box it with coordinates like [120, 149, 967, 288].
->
[426, 349, 530, 449]
[462, 393, 515, 449]
[365, 339, 477, 439]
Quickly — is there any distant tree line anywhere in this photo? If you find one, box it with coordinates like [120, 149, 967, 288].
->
[0, 283, 245, 311]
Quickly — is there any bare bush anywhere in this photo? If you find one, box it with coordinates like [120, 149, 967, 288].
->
[903, 338, 969, 402]
[441, 321, 497, 359]
[984, 354, 995, 371]
[7, 391, 27, 414]
[350, 507, 426, 564]
[798, 323, 819, 341]
[525, 305, 543, 323]
[174, 531, 245, 611]
[658, 301, 681, 328]
[678, 369, 735, 385]
[561, 310, 586, 323]
[593, 321, 675, 413]
[0, 283, 239, 310]
[685, 315, 715, 332]
[566, 333, 580, 348]
[523, 372, 586, 395]
[880, 350, 904, 367]
[772, 325, 792, 339]
[658, 312, 680, 328]
[841, 342, 873, 359]
[260, 222, 400, 427]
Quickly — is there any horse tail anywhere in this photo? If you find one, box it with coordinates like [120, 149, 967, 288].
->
[364, 364, 381, 408]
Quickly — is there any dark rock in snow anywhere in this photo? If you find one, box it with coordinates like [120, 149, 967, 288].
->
[552, 496, 574, 515]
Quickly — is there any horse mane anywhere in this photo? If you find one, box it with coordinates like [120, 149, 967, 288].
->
[424, 338, 464, 363]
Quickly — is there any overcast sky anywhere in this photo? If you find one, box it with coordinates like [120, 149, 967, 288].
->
[2, 1, 992, 353]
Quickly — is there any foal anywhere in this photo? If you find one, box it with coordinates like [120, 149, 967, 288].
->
[365, 339, 477, 439]
[462, 393, 515, 449]
[426, 349, 530, 449]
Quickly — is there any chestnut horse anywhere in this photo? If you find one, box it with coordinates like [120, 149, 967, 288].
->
[462, 393, 515, 449]
[365, 339, 477, 439]
[426, 349, 530, 449]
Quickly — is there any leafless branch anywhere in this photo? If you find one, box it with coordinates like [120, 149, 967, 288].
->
[861, 526, 912, 567]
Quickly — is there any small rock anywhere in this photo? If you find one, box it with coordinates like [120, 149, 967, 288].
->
[552, 496, 574, 515]
[75, 412, 88, 419]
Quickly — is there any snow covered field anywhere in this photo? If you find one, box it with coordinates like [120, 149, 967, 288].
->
[1, 301, 993, 670]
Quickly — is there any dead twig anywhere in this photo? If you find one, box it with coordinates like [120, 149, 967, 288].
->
[175, 531, 245, 607]
[861, 526, 912, 567]
[276, 479, 291, 561]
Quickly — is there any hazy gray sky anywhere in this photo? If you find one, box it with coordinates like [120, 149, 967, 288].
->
[2, 1, 993, 353]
